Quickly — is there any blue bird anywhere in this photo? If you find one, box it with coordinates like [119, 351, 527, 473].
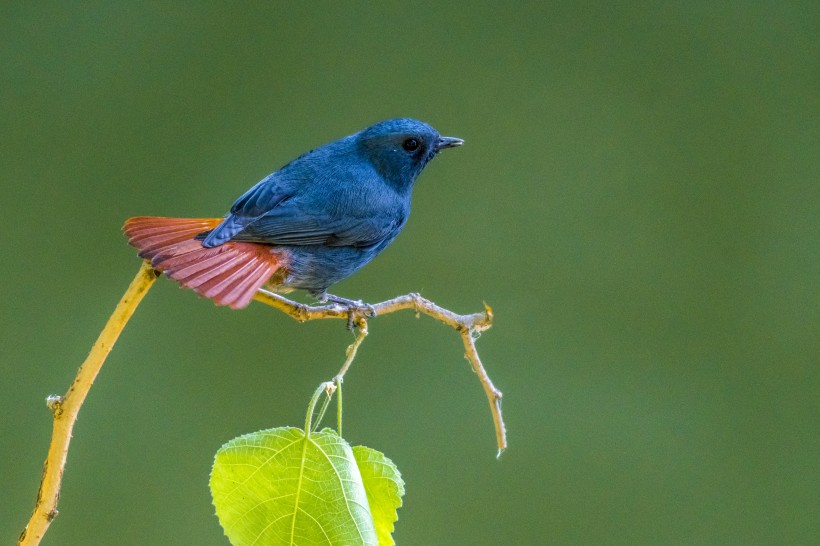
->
[124, 118, 463, 309]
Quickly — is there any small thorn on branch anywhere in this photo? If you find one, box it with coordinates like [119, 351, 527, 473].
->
[45, 396, 64, 416]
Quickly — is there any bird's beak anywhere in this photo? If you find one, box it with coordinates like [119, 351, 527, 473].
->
[436, 136, 464, 151]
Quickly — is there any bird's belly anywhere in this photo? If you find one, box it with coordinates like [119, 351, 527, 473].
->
[277, 245, 381, 293]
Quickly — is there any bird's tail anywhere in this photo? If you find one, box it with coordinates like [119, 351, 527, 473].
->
[123, 216, 287, 309]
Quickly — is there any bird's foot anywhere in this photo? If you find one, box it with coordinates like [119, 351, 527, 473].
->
[317, 293, 376, 330]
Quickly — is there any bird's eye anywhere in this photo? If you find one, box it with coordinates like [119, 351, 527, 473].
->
[402, 138, 420, 152]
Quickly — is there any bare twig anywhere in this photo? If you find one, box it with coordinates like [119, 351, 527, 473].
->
[335, 318, 369, 381]
[19, 261, 158, 546]
[255, 290, 506, 455]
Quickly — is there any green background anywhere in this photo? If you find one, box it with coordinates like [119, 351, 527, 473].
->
[2, 2, 817, 544]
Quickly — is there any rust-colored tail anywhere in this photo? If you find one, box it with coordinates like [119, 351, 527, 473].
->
[123, 216, 287, 309]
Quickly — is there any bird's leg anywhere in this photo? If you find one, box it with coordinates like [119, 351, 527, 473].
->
[315, 292, 377, 330]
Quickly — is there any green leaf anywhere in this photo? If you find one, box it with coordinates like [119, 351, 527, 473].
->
[210, 427, 403, 546]
[353, 446, 405, 546]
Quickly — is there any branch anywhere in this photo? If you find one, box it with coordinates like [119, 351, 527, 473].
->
[18, 261, 158, 546]
[254, 290, 506, 456]
[21, 263, 505, 545]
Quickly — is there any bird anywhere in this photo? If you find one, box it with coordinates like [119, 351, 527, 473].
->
[123, 118, 463, 310]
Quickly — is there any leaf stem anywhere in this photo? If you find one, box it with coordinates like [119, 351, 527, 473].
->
[304, 382, 335, 437]
[312, 387, 333, 433]
[336, 377, 343, 437]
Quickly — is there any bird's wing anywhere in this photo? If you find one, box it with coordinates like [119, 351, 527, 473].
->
[204, 161, 405, 249]
[201, 173, 296, 247]
[229, 173, 295, 216]
[231, 203, 404, 248]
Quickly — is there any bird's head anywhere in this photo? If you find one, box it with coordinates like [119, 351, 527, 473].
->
[356, 118, 463, 191]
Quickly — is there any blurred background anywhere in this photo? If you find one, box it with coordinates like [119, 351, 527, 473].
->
[2, 2, 817, 544]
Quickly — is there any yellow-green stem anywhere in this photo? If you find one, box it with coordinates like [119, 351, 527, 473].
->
[19, 261, 158, 546]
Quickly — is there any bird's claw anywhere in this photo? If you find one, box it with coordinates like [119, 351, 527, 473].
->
[318, 293, 376, 330]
